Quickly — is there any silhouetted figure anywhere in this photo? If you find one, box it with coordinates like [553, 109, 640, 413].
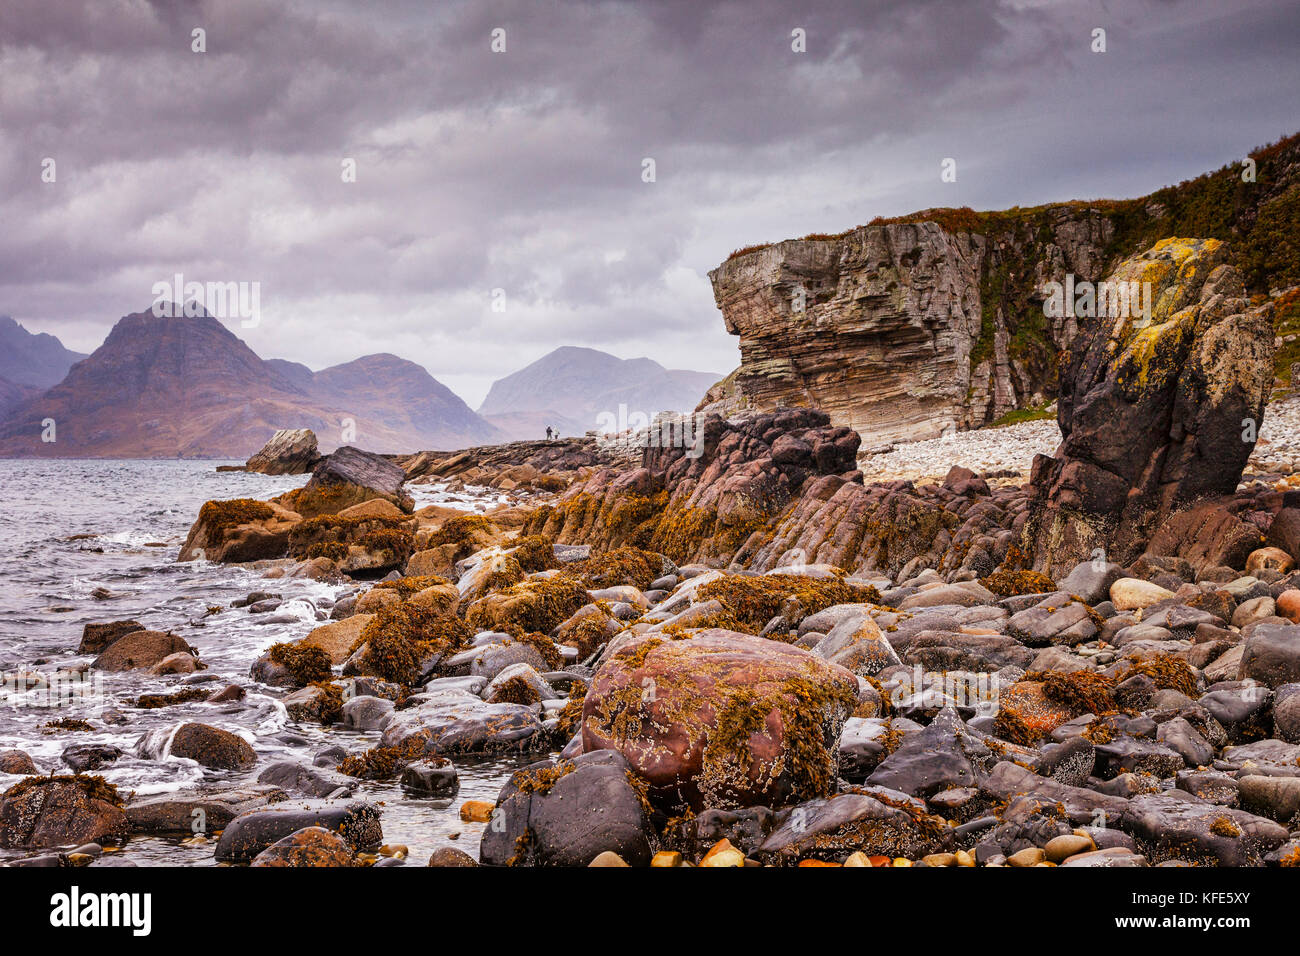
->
[545, 426, 553, 440]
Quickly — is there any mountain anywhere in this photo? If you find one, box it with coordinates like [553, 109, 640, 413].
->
[0, 306, 499, 458]
[478, 346, 721, 441]
[0, 315, 88, 387]
[311, 354, 499, 452]
[0, 376, 41, 417]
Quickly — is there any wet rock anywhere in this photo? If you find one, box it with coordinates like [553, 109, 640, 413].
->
[340, 695, 394, 732]
[1120, 793, 1288, 866]
[258, 761, 355, 798]
[866, 707, 993, 797]
[77, 620, 144, 655]
[283, 683, 342, 723]
[484, 662, 554, 705]
[60, 745, 123, 774]
[124, 785, 285, 833]
[380, 690, 544, 755]
[1198, 682, 1272, 743]
[1058, 560, 1124, 605]
[249, 825, 354, 866]
[981, 761, 1127, 825]
[1109, 579, 1175, 611]
[428, 846, 477, 866]
[92, 630, 195, 672]
[479, 750, 653, 867]
[297, 614, 373, 666]
[581, 629, 858, 810]
[757, 792, 951, 865]
[1155, 717, 1214, 768]
[0, 776, 127, 849]
[1237, 775, 1300, 823]
[1240, 620, 1300, 688]
[246, 428, 321, 476]
[399, 757, 460, 798]
[214, 798, 382, 863]
[813, 614, 900, 677]
[278, 445, 414, 517]
[167, 722, 257, 770]
[0, 750, 38, 775]
[178, 499, 302, 562]
[1274, 684, 1300, 743]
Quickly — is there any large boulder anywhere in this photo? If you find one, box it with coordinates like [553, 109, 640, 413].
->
[214, 798, 382, 863]
[1239, 620, 1300, 688]
[178, 498, 301, 562]
[164, 722, 257, 770]
[479, 750, 654, 867]
[581, 629, 858, 811]
[1022, 239, 1274, 576]
[92, 630, 195, 672]
[249, 825, 355, 866]
[246, 428, 321, 475]
[276, 445, 413, 518]
[0, 775, 128, 849]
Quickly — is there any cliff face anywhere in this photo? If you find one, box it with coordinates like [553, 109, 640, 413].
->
[708, 212, 1116, 444]
[707, 130, 1300, 445]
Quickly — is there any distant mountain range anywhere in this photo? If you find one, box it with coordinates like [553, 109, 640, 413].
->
[0, 312, 720, 458]
[0, 307, 499, 458]
[0, 315, 88, 416]
[477, 346, 721, 441]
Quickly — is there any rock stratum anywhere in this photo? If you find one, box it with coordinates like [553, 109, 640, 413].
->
[706, 130, 1300, 445]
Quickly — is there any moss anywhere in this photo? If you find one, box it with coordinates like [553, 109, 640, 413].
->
[135, 687, 210, 709]
[41, 717, 94, 732]
[559, 614, 612, 659]
[305, 541, 349, 562]
[1210, 816, 1242, 838]
[980, 569, 1057, 597]
[568, 547, 664, 590]
[357, 528, 416, 565]
[309, 680, 345, 724]
[268, 642, 334, 686]
[512, 631, 564, 670]
[514, 759, 576, 796]
[373, 574, 453, 599]
[428, 514, 493, 547]
[695, 573, 880, 633]
[3, 773, 123, 807]
[465, 577, 591, 636]
[355, 603, 472, 686]
[493, 675, 542, 706]
[1116, 655, 1198, 697]
[198, 498, 274, 536]
[1025, 669, 1118, 716]
[338, 736, 427, 779]
[511, 535, 558, 573]
[287, 513, 411, 560]
[554, 680, 589, 740]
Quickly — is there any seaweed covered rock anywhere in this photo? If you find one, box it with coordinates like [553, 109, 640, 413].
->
[756, 792, 952, 865]
[277, 445, 413, 518]
[479, 750, 654, 867]
[245, 428, 321, 475]
[287, 512, 416, 575]
[582, 629, 858, 811]
[214, 798, 382, 863]
[249, 825, 356, 866]
[1023, 239, 1276, 576]
[465, 577, 591, 636]
[178, 498, 301, 562]
[0, 775, 127, 849]
[347, 601, 471, 685]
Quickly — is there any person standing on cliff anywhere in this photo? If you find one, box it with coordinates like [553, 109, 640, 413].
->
[545, 426, 553, 440]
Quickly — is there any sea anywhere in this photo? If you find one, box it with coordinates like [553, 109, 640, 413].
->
[0, 459, 539, 865]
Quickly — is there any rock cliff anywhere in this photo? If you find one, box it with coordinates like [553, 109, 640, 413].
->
[707, 130, 1300, 445]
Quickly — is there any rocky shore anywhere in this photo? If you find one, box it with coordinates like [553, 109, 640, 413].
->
[5, 239, 1300, 868]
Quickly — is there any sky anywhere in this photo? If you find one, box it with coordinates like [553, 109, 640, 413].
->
[2, 0, 1298, 408]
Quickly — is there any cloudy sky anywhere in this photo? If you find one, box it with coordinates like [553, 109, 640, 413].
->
[2, 0, 1298, 406]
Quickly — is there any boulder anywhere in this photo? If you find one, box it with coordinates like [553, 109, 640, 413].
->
[296, 614, 373, 665]
[380, 690, 545, 756]
[1022, 240, 1274, 575]
[249, 825, 355, 866]
[77, 620, 144, 655]
[1239, 620, 1300, 688]
[277, 445, 413, 518]
[1119, 793, 1288, 866]
[125, 786, 284, 834]
[245, 428, 321, 475]
[214, 798, 382, 863]
[581, 629, 858, 810]
[756, 792, 952, 865]
[167, 722, 257, 770]
[479, 751, 654, 867]
[92, 630, 194, 672]
[178, 498, 301, 562]
[0, 776, 127, 849]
